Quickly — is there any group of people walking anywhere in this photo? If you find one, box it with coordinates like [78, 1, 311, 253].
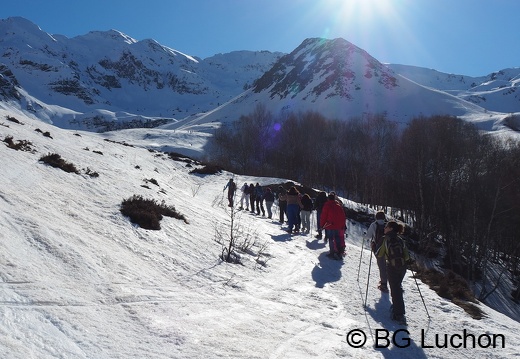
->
[224, 178, 412, 325]
[226, 180, 349, 260]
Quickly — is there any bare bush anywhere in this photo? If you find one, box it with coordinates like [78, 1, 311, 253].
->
[3, 136, 35, 152]
[5, 115, 22, 125]
[120, 195, 188, 230]
[39, 153, 79, 174]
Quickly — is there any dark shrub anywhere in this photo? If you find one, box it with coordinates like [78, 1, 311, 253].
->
[39, 153, 79, 173]
[3, 136, 34, 152]
[416, 268, 485, 319]
[84, 168, 99, 178]
[6, 115, 22, 124]
[120, 195, 188, 230]
[189, 164, 223, 175]
[145, 178, 159, 186]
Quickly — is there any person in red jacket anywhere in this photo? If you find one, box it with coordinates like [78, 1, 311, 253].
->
[319, 193, 347, 260]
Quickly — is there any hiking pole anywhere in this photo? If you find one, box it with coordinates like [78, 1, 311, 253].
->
[357, 237, 365, 282]
[310, 211, 314, 237]
[363, 251, 373, 309]
[408, 261, 431, 320]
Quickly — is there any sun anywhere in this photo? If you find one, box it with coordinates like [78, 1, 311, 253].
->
[343, 0, 393, 18]
[308, 0, 408, 45]
[331, 0, 398, 26]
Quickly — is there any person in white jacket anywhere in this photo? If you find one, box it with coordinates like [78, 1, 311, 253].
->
[364, 211, 388, 292]
[239, 183, 249, 210]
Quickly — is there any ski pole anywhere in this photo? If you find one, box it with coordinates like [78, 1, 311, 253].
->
[409, 264, 431, 320]
[364, 251, 373, 309]
[357, 236, 365, 282]
[310, 211, 314, 237]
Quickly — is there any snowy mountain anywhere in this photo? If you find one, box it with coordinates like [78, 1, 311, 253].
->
[387, 64, 520, 114]
[0, 17, 282, 131]
[2, 102, 520, 359]
[178, 38, 501, 131]
[1, 16, 519, 136]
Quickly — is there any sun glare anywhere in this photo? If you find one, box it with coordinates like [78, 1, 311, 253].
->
[314, 0, 409, 45]
[332, 0, 397, 26]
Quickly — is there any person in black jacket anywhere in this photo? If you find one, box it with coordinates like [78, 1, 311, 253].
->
[314, 191, 328, 239]
[277, 186, 287, 224]
[254, 183, 265, 216]
[223, 178, 236, 207]
[264, 187, 275, 219]
[249, 183, 256, 213]
[300, 193, 313, 233]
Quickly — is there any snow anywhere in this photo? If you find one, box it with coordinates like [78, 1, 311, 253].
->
[1, 105, 520, 359]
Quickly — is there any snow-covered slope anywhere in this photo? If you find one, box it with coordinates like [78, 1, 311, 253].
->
[1, 103, 519, 359]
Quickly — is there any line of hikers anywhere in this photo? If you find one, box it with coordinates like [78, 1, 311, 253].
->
[225, 179, 349, 260]
[224, 178, 412, 325]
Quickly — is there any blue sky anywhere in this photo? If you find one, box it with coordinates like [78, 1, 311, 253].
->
[1, 0, 519, 77]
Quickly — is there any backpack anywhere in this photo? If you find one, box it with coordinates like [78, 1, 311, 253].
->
[375, 223, 385, 247]
[386, 235, 407, 267]
[371, 222, 385, 253]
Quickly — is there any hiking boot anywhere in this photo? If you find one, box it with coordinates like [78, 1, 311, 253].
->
[378, 283, 389, 293]
[315, 234, 322, 239]
[326, 252, 342, 260]
[392, 313, 407, 325]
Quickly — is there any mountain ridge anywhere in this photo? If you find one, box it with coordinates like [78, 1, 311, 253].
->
[0, 16, 519, 135]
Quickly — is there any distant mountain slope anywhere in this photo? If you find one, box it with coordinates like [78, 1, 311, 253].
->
[0, 17, 282, 130]
[176, 38, 490, 130]
[0, 16, 518, 135]
[388, 64, 520, 113]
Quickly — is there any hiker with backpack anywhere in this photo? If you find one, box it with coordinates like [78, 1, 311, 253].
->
[375, 221, 411, 325]
[320, 193, 347, 259]
[285, 186, 303, 234]
[364, 211, 388, 292]
[223, 178, 236, 207]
